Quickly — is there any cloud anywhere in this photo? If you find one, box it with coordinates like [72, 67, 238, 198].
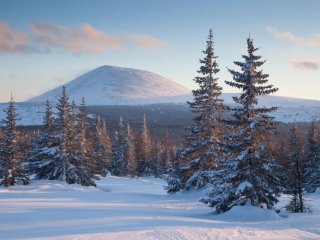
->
[29, 23, 122, 54]
[132, 34, 167, 49]
[289, 58, 319, 70]
[0, 21, 168, 54]
[0, 21, 29, 52]
[266, 26, 320, 47]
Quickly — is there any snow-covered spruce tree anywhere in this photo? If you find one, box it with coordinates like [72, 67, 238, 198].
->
[202, 37, 280, 213]
[0, 128, 3, 179]
[69, 97, 95, 186]
[112, 116, 128, 176]
[126, 123, 137, 177]
[304, 119, 320, 193]
[165, 145, 183, 194]
[91, 116, 112, 176]
[28, 99, 56, 179]
[42, 86, 74, 182]
[0, 95, 29, 186]
[271, 131, 291, 194]
[153, 141, 166, 177]
[166, 29, 224, 193]
[30, 87, 95, 186]
[137, 114, 152, 175]
[286, 123, 309, 212]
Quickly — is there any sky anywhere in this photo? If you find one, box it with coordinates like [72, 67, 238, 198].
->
[0, 0, 320, 102]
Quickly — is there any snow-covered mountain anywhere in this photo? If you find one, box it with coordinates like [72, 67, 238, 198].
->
[0, 65, 320, 125]
[28, 65, 191, 105]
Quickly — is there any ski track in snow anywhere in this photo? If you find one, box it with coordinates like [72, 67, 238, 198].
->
[0, 176, 320, 240]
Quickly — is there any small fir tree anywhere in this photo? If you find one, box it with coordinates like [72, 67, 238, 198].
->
[304, 119, 320, 192]
[286, 123, 310, 212]
[137, 114, 152, 175]
[91, 116, 112, 176]
[112, 116, 128, 176]
[28, 99, 56, 179]
[126, 123, 137, 177]
[0, 95, 29, 186]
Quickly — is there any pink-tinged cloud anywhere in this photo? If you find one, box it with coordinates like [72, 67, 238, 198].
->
[290, 58, 319, 70]
[266, 26, 320, 47]
[132, 34, 168, 49]
[0, 21, 28, 52]
[30, 23, 122, 54]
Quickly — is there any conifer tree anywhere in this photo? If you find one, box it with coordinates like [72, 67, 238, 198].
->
[286, 123, 309, 212]
[112, 116, 128, 176]
[77, 98, 89, 155]
[91, 116, 112, 176]
[202, 37, 280, 213]
[29, 88, 95, 186]
[127, 123, 137, 177]
[304, 119, 320, 192]
[167, 29, 224, 193]
[0, 95, 29, 186]
[165, 145, 182, 194]
[137, 114, 152, 175]
[0, 128, 4, 179]
[70, 97, 95, 186]
[153, 141, 165, 177]
[28, 99, 56, 179]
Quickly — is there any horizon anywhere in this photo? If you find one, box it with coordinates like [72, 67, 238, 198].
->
[1, 0, 320, 101]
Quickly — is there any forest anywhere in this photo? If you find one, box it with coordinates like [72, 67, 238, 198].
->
[1, 30, 320, 215]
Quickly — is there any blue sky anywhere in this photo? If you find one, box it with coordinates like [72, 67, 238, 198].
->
[0, 0, 320, 101]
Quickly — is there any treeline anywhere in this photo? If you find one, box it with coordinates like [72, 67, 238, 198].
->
[166, 29, 320, 214]
[0, 87, 177, 187]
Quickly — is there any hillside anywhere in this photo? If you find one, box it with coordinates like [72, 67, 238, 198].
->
[27, 65, 190, 105]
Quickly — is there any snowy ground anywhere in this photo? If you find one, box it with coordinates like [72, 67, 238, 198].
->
[0, 176, 320, 240]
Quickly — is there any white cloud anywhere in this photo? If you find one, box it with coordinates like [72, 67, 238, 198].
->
[30, 23, 122, 54]
[266, 26, 320, 47]
[289, 58, 319, 70]
[0, 21, 28, 52]
[132, 34, 168, 49]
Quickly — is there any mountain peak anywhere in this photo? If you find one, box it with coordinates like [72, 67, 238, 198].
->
[28, 65, 191, 105]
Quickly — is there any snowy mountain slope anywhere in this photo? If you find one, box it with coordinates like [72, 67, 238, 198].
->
[27, 65, 191, 105]
[0, 176, 319, 239]
[222, 93, 320, 123]
[1, 94, 320, 126]
[1, 64, 320, 124]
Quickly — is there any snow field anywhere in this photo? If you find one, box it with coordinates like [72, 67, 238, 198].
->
[0, 176, 320, 240]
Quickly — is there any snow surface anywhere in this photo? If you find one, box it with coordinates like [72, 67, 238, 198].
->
[0, 176, 320, 239]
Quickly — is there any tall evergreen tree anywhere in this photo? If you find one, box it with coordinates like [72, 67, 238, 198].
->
[202, 37, 280, 213]
[112, 116, 128, 176]
[76, 98, 90, 156]
[91, 116, 112, 176]
[126, 123, 137, 177]
[167, 29, 224, 192]
[153, 141, 166, 177]
[70, 97, 95, 186]
[0, 95, 29, 186]
[286, 123, 309, 212]
[304, 119, 320, 192]
[137, 114, 152, 175]
[28, 99, 56, 179]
